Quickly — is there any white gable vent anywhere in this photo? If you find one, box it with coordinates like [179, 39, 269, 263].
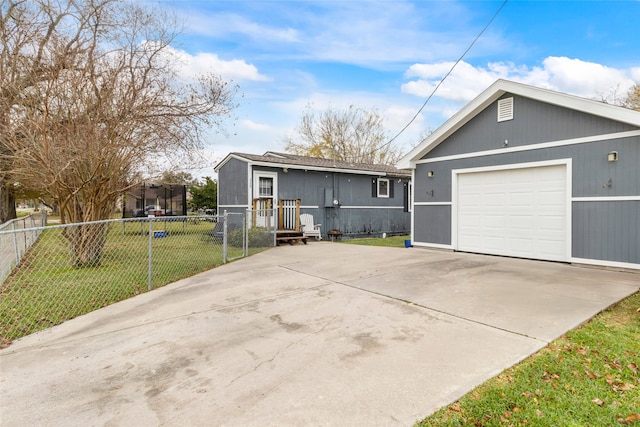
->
[497, 97, 514, 122]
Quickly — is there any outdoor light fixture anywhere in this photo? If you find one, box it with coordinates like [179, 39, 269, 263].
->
[283, 168, 289, 173]
[427, 170, 435, 177]
[607, 151, 618, 162]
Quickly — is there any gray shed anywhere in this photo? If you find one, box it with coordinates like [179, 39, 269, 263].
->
[214, 152, 411, 239]
[398, 79, 640, 270]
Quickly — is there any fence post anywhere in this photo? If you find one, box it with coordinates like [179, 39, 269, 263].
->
[12, 222, 19, 265]
[222, 210, 228, 264]
[244, 212, 248, 257]
[147, 218, 153, 291]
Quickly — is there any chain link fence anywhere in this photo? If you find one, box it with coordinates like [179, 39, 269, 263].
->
[0, 213, 48, 283]
[0, 211, 275, 345]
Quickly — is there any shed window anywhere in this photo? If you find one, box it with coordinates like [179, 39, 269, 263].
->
[378, 179, 389, 197]
[497, 97, 514, 122]
[372, 178, 394, 198]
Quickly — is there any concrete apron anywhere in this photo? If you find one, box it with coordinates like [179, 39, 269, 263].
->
[1, 244, 638, 426]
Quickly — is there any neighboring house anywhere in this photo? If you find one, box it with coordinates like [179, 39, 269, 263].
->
[214, 152, 411, 239]
[398, 79, 640, 270]
[122, 182, 187, 218]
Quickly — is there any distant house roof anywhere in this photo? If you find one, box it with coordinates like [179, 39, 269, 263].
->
[215, 151, 411, 178]
[398, 79, 640, 169]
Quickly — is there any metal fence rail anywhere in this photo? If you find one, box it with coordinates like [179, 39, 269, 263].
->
[0, 212, 275, 344]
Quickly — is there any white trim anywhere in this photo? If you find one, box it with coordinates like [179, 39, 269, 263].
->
[571, 257, 640, 271]
[377, 178, 390, 198]
[410, 169, 415, 242]
[452, 158, 572, 175]
[451, 159, 572, 262]
[300, 205, 319, 209]
[217, 153, 408, 177]
[247, 164, 253, 207]
[573, 196, 640, 202]
[250, 160, 401, 177]
[339, 206, 404, 209]
[414, 201, 452, 206]
[412, 241, 454, 250]
[415, 130, 640, 165]
[253, 170, 278, 199]
[218, 205, 250, 208]
[398, 79, 640, 169]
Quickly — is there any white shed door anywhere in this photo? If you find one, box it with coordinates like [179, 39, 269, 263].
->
[456, 164, 567, 262]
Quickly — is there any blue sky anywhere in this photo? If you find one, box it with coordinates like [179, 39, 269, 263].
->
[157, 0, 640, 176]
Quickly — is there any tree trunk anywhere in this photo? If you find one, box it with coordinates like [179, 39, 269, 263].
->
[0, 180, 17, 224]
[63, 222, 109, 268]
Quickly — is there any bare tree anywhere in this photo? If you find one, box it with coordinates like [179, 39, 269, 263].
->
[1, 0, 237, 265]
[284, 105, 402, 165]
[622, 82, 640, 111]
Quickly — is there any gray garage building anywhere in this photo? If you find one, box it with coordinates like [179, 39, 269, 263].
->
[398, 79, 640, 270]
[215, 152, 411, 239]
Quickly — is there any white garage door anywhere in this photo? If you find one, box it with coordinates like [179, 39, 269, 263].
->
[456, 164, 568, 262]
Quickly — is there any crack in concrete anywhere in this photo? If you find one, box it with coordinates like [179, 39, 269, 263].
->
[278, 264, 550, 344]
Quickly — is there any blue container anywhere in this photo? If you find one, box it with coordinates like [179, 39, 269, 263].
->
[404, 239, 412, 248]
[154, 231, 167, 238]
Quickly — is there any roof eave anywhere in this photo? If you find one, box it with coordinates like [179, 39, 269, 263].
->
[398, 79, 640, 169]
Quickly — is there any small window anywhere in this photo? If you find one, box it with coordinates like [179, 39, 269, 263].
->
[377, 178, 389, 198]
[258, 177, 273, 197]
[497, 97, 514, 122]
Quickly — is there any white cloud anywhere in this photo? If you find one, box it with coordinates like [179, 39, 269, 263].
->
[540, 57, 634, 99]
[162, 46, 269, 83]
[241, 119, 274, 132]
[402, 56, 637, 107]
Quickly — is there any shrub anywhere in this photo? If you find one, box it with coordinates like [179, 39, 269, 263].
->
[228, 227, 273, 248]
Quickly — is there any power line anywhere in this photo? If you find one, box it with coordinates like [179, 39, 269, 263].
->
[383, 0, 509, 150]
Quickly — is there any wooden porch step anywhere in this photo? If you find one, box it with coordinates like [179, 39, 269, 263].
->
[276, 230, 307, 246]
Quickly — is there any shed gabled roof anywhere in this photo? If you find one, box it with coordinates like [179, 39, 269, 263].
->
[214, 151, 411, 177]
[397, 79, 640, 169]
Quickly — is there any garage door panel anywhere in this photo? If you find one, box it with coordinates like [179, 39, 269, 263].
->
[457, 164, 567, 262]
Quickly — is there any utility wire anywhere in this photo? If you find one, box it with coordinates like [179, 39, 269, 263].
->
[383, 0, 509, 151]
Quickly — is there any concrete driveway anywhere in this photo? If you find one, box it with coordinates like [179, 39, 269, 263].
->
[1, 243, 638, 426]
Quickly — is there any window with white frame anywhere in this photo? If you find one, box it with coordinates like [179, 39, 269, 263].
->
[377, 178, 389, 198]
[258, 176, 273, 197]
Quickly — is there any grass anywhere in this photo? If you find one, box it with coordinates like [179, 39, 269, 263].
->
[0, 220, 270, 344]
[417, 291, 640, 426]
[339, 234, 410, 248]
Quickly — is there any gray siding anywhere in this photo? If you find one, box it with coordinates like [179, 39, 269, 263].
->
[425, 94, 636, 159]
[414, 205, 451, 245]
[220, 163, 410, 239]
[413, 134, 640, 265]
[573, 201, 639, 264]
[218, 158, 248, 207]
[415, 137, 640, 203]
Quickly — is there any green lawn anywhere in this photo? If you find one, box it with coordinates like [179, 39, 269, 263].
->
[339, 234, 410, 248]
[0, 220, 269, 344]
[417, 291, 640, 426]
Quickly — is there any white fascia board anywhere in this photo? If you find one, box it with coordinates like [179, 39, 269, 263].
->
[248, 160, 402, 177]
[397, 80, 507, 169]
[214, 153, 250, 172]
[397, 79, 640, 169]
